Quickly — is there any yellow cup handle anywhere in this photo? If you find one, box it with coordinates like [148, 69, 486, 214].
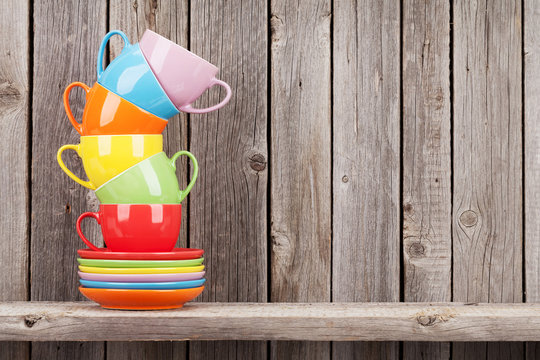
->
[56, 144, 96, 190]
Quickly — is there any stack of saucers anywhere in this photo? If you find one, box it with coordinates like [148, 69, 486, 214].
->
[77, 247, 205, 310]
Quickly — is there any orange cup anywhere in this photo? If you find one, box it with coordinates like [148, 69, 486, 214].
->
[64, 82, 169, 135]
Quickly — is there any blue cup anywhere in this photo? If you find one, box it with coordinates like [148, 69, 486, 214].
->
[96, 30, 179, 119]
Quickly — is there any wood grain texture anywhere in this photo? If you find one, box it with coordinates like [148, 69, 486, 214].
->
[107, 342, 186, 359]
[1, 302, 540, 342]
[402, 0, 452, 305]
[527, 342, 540, 360]
[31, 0, 106, 359]
[0, 341, 28, 360]
[403, 342, 450, 360]
[0, 0, 29, 358]
[189, 0, 268, 359]
[452, 0, 523, 359]
[525, 0, 540, 305]
[107, 0, 189, 357]
[0, 0, 29, 304]
[270, 0, 331, 358]
[333, 0, 400, 358]
[525, 0, 540, 358]
[402, 1, 452, 359]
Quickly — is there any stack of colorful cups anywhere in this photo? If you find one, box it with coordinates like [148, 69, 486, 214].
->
[56, 30, 231, 310]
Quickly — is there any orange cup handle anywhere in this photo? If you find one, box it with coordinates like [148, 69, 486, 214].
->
[64, 82, 91, 135]
[76, 212, 104, 251]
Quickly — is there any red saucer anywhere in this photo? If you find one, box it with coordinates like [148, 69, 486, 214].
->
[78, 248, 204, 260]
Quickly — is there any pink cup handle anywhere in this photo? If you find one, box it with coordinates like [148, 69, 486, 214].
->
[76, 212, 105, 252]
[178, 79, 232, 114]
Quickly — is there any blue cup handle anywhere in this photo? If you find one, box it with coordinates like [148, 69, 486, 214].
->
[97, 30, 131, 78]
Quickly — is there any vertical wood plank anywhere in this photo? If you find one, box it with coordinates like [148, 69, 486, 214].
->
[0, 0, 29, 358]
[31, 0, 106, 359]
[525, 0, 540, 305]
[270, 0, 331, 359]
[107, 0, 189, 357]
[189, 0, 268, 359]
[402, 0, 451, 359]
[527, 343, 540, 360]
[452, 0, 523, 359]
[0, 342, 28, 360]
[525, 0, 540, 357]
[108, 342, 186, 359]
[333, 0, 401, 359]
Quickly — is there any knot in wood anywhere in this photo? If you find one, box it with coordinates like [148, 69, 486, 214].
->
[416, 315, 438, 327]
[459, 210, 478, 227]
[430, 87, 445, 110]
[0, 80, 22, 105]
[414, 308, 455, 327]
[249, 153, 267, 172]
[270, 14, 284, 39]
[271, 231, 292, 264]
[271, 232, 290, 248]
[86, 191, 100, 211]
[403, 203, 413, 213]
[408, 242, 425, 258]
[24, 314, 44, 328]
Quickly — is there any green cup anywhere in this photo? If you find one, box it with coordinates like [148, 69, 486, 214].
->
[95, 151, 198, 204]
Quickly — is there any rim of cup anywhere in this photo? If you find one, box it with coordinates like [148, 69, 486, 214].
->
[94, 151, 164, 192]
[80, 134, 163, 140]
[142, 29, 219, 72]
[92, 82, 171, 122]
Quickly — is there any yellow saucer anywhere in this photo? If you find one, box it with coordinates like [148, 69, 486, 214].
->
[79, 265, 204, 274]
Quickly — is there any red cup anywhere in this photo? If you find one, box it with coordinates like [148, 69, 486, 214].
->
[77, 204, 181, 252]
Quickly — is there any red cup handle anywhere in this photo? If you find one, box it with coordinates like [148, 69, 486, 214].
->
[76, 212, 104, 251]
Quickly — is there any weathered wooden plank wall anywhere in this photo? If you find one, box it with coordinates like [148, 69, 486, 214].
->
[270, 0, 331, 358]
[402, 0, 451, 359]
[526, 0, 540, 358]
[0, 0, 29, 359]
[189, 0, 268, 359]
[453, 0, 523, 359]
[0, 0, 535, 359]
[333, 0, 400, 359]
[30, 1, 106, 359]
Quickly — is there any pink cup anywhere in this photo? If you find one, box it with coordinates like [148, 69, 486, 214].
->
[140, 29, 232, 114]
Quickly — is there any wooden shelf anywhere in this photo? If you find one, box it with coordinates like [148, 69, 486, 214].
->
[0, 302, 539, 342]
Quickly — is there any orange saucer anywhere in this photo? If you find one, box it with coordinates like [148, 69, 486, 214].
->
[79, 286, 204, 310]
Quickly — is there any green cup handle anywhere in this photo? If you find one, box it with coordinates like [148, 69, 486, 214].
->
[170, 150, 198, 202]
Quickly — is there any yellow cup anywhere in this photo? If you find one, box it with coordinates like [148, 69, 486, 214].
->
[57, 135, 163, 190]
